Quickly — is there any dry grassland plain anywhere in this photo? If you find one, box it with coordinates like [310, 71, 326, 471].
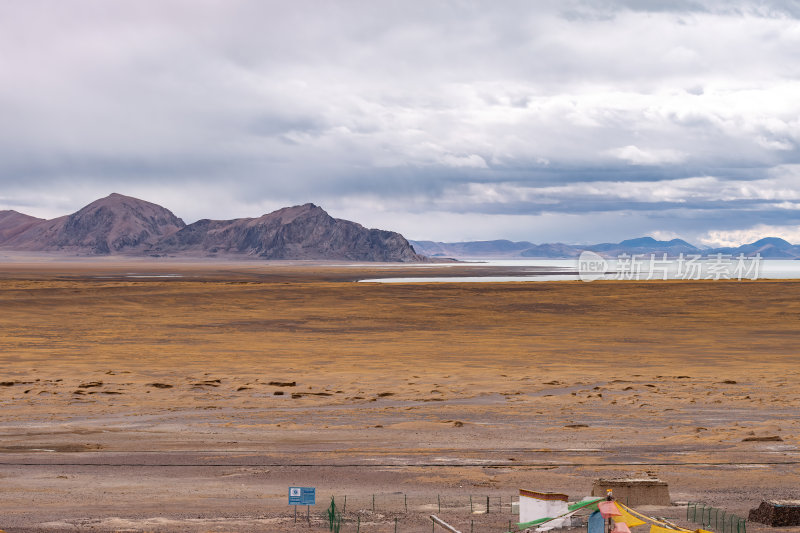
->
[0, 261, 799, 532]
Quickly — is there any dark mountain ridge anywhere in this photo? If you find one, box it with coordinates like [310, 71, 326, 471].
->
[0, 210, 45, 244]
[0, 194, 424, 262]
[152, 203, 422, 261]
[2, 193, 185, 254]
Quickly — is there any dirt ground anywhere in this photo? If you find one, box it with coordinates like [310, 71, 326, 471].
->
[0, 259, 799, 532]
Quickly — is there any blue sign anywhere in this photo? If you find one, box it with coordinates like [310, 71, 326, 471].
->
[289, 486, 315, 506]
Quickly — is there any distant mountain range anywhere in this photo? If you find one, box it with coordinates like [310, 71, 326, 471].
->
[0, 193, 424, 262]
[411, 235, 800, 259]
[2, 194, 797, 262]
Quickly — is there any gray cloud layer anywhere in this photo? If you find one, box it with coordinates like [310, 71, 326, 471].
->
[1, 0, 800, 245]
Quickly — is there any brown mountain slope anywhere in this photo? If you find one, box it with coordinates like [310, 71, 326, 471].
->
[0, 210, 45, 245]
[151, 203, 424, 262]
[4, 193, 185, 254]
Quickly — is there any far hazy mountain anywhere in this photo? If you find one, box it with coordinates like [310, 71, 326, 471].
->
[411, 240, 535, 258]
[411, 236, 797, 259]
[713, 237, 800, 259]
[4, 193, 186, 254]
[0, 210, 44, 244]
[519, 243, 592, 258]
[152, 203, 423, 262]
[587, 237, 699, 257]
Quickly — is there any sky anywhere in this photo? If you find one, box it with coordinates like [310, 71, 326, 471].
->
[2, 0, 800, 246]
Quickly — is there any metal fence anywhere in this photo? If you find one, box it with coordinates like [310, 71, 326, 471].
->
[687, 502, 746, 533]
[288, 492, 521, 532]
[330, 493, 512, 514]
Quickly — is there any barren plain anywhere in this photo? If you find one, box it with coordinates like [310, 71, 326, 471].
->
[0, 260, 799, 532]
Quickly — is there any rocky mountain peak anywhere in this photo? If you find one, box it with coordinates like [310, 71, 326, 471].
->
[0, 195, 424, 261]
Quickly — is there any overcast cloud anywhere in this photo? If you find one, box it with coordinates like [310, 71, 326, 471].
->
[1, 0, 800, 245]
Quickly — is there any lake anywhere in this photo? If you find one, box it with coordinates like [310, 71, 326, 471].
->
[359, 258, 800, 283]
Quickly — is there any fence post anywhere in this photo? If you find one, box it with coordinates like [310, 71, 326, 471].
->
[373, 494, 375, 512]
[487, 495, 490, 514]
[470, 495, 473, 513]
[405, 493, 408, 512]
[438, 494, 441, 513]
[357, 515, 360, 533]
[343, 495, 346, 514]
[395, 517, 398, 533]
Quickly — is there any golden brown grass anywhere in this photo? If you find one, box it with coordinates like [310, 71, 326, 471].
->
[1, 263, 800, 529]
[1, 266, 799, 433]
